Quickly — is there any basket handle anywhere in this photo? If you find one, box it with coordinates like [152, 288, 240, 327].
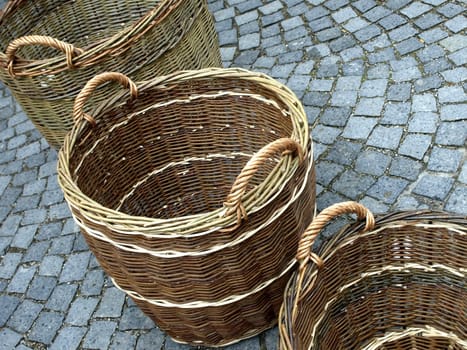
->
[73, 72, 138, 126]
[5, 35, 84, 76]
[224, 138, 304, 226]
[296, 201, 375, 269]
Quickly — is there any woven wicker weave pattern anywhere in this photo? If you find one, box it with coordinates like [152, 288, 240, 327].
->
[279, 202, 466, 350]
[58, 68, 315, 346]
[0, 0, 221, 148]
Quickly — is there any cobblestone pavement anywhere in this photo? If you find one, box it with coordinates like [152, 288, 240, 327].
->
[0, 0, 466, 349]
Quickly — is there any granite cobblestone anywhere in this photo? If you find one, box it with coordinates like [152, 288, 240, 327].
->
[0, 0, 465, 348]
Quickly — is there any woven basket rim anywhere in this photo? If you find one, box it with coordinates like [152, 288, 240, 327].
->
[58, 68, 311, 236]
[0, 0, 193, 75]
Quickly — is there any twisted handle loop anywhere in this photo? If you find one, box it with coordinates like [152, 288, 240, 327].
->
[296, 201, 375, 269]
[73, 72, 138, 126]
[224, 138, 304, 226]
[6, 35, 84, 76]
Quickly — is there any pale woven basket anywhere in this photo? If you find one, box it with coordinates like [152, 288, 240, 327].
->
[0, 0, 221, 148]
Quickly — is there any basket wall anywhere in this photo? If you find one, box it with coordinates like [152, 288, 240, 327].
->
[0, 0, 221, 148]
[280, 210, 466, 350]
[58, 69, 314, 346]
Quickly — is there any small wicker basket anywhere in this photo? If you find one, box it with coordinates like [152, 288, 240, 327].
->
[279, 201, 466, 350]
[58, 69, 316, 346]
[0, 0, 221, 148]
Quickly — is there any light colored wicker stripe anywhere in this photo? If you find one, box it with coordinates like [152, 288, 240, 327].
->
[110, 258, 296, 308]
[360, 326, 467, 350]
[306, 263, 465, 348]
[69, 152, 314, 256]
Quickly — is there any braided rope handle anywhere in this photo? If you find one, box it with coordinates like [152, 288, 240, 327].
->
[224, 138, 304, 225]
[297, 201, 375, 269]
[6, 35, 84, 76]
[73, 72, 138, 125]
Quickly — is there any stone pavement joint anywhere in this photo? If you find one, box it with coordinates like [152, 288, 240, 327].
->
[0, 0, 466, 349]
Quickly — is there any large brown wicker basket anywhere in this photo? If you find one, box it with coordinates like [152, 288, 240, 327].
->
[57, 69, 316, 346]
[0, 0, 220, 149]
[279, 202, 466, 350]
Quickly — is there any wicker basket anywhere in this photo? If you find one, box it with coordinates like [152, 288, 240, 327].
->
[279, 201, 466, 350]
[57, 69, 316, 346]
[0, 0, 221, 149]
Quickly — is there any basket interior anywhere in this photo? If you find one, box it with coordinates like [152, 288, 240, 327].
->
[0, 0, 161, 57]
[68, 79, 295, 219]
[291, 222, 467, 349]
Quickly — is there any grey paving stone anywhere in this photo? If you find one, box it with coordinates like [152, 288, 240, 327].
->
[381, 102, 411, 125]
[66, 297, 99, 326]
[220, 47, 236, 62]
[110, 332, 137, 350]
[263, 11, 286, 26]
[399, 134, 433, 160]
[49, 235, 75, 255]
[360, 79, 388, 97]
[218, 29, 237, 46]
[395, 195, 429, 210]
[27, 276, 57, 301]
[236, 10, 258, 26]
[329, 90, 358, 107]
[440, 104, 467, 121]
[35, 222, 62, 241]
[295, 60, 315, 74]
[342, 116, 377, 139]
[235, 0, 262, 13]
[418, 27, 448, 44]
[355, 150, 392, 176]
[354, 24, 381, 42]
[46, 283, 78, 312]
[119, 306, 155, 331]
[48, 202, 72, 220]
[81, 269, 105, 296]
[60, 251, 91, 283]
[303, 91, 330, 107]
[16, 142, 40, 160]
[95, 287, 126, 318]
[259, 0, 282, 15]
[305, 106, 320, 125]
[0, 295, 20, 327]
[63, 218, 80, 235]
[288, 2, 309, 16]
[0, 252, 21, 278]
[445, 186, 467, 215]
[286, 74, 310, 93]
[354, 97, 385, 116]
[332, 170, 376, 198]
[441, 67, 467, 83]
[22, 241, 49, 262]
[408, 112, 439, 133]
[312, 125, 342, 144]
[343, 17, 369, 32]
[316, 27, 342, 42]
[309, 79, 334, 92]
[320, 107, 352, 126]
[331, 6, 357, 23]
[0, 236, 11, 255]
[387, 83, 412, 101]
[392, 66, 422, 82]
[340, 46, 364, 62]
[335, 76, 362, 90]
[305, 5, 329, 21]
[135, 329, 165, 350]
[413, 174, 454, 200]
[83, 321, 117, 349]
[49, 326, 87, 350]
[367, 176, 409, 204]
[28, 311, 64, 345]
[435, 121, 467, 146]
[22, 179, 46, 196]
[215, 18, 232, 33]
[40, 189, 63, 206]
[316, 63, 339, 78]
[11, 224, 37, 249]
[459, 164, 467, 184]
[306, 43, 331, 59]
[424, 57, 452, 74]
[437, 3, 464, 17]
[0, 328, 22, 350]
[39, 255, 64, 277]
[21, 208, 47, 225]
[314, 142, 328, 160]
[279, 50, 303, 64]
[363, 6, 392, 22]
[367, 126, 403, 150]
[7, 299, 43, 333]
[389, 156, 423, 181]
[324, 0, 349, 11]
[214, 7, 235, 21]
[360, 196, 390, 214]
[449, 47, 467, 66]
[414, 13, 444, 30]
[440, 35, 467, 55]
[239, 33, 260, 50]
[388, 24, 418, 42]
[438, 86, 467, 103]
[72, 233, 89, 252]
[7, 266, 36, 294]
[317, 191, 349, 211]
[353, 0, 377, 13]
[427, 147, 463, 172]
[7, 135, 27, 150]
[414, 74, 444, 93]
[378, 13, 407, 30]
[364, 34, 392, 53]
[400, 2, 432, 18]
[13, 169, 37, 186]
[271, 63, 296, 78]
[0, 188, 21, 213]
[315, 161, 345, 187]
[412, 93, 437, 112]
